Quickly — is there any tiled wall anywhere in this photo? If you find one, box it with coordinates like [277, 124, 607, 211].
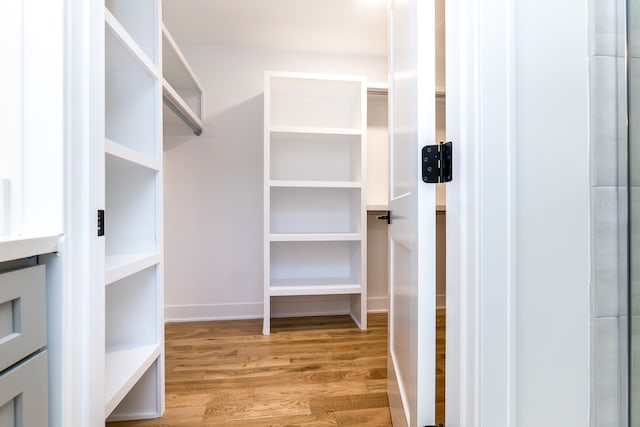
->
[590, 0, 628, 425]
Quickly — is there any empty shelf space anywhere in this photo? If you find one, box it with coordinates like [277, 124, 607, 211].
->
[105, 9, 159, 79]
[269, 126, 362, 136]
[105, 344, 161, 416]
[106, 0, 158, 66]
[268, 232, 361, 242]
[162, 25, 202, 98]
[105, 139, 160, 171]
[269, 180, 361, 188]
[270, 187, 362, 234]
[105, 253, 160, 285]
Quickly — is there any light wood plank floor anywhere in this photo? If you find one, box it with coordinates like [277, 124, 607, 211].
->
[108, 311, 445, 427]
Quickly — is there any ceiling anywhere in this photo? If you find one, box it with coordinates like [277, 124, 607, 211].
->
[162, 0, 389, 56]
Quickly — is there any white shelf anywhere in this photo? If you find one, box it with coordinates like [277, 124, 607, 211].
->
[264, 71, 367, 334]
[162, 79, 203, 135]
[0, 234, 60, 263]
[367, 204, 389, 211]
[161, 23, 203, 135]
[269, 180, 361, 188]
[269, 233, 361, 242]
[162, 25, 202, 96]
[103, 1, 163, 422]
[270, 126, 361, 136]
[105, 252, 160, 285]
[270, 282, 363, 296]
[105, 9, 159, 80]
[105, 139, 161, 171]
[105, 344, 161, 417]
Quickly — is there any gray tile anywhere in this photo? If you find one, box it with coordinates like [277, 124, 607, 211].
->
[591, 56, 621, 187]
[591, 0, 625, 57]
[631, 315, 640, 423]
[618, 185, 629, 316]
[592, 317, 621, 427]
[630, 0, 640, 59]
[629, 59, 640, 187]
[630, 188, 640, 315]
[593, 187, 621, 317]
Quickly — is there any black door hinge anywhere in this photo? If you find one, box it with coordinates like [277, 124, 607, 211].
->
[97, 209, 105, 236]
[422, 141, 452, 183]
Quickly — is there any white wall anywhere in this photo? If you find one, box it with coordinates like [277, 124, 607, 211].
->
[514, 0, 590, 424]
[164, 45, 387, 321]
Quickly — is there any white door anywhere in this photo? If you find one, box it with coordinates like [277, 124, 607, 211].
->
[387, 0, 438, 426]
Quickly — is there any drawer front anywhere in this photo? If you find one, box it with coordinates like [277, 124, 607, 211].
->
[0, 265, 46, 372]
[0, 350, 48, 427]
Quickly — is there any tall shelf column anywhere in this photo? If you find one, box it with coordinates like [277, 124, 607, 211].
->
[104, 0, 164, 421]
[263, 72, 368, 334]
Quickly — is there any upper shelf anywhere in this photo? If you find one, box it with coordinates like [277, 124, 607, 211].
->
[161, 24, 204, 136]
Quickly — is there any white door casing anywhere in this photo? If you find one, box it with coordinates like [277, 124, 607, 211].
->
[387, 0, 437, 426]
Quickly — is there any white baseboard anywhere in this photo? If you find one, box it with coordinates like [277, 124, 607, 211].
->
[166, 295, 389, 323]
[367, 296, 389, 313]
[165, 302, 263, 322]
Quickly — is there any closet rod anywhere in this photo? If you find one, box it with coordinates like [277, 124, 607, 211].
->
[163, 95, 203, 136]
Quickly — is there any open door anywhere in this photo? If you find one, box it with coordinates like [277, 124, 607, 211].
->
[387, 0, 438, 426]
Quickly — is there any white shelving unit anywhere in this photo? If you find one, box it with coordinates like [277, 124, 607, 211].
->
[104, 0, 164, 421]
[161, 23, 204, 135]
[263, 71, 367, 334]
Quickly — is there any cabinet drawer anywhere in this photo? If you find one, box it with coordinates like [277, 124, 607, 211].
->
[0, 265, 46, 372]
[0, 350, 48, 427]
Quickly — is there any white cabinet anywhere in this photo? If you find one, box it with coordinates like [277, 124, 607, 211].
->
[263, 72, 367, 334]
[104, 0, 164, 421]
[0, 265, 48, 427]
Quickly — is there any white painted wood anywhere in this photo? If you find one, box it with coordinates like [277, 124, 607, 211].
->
[367, 92, 389, 209]
[268, 233, 361, 241]
[105, 252, 161, 285]
[0, 235, 59, 263]
[269, 181, 361, 188]
[102, 1, 165, 421]
[162, 24, 204, 122]
[61, 0, 107, 424]
[106, 0, 159, 66]
[0, 1, 23, 238]
[105, 344, 161, 417]
[105, 139, 161, 171]
[270, 126, 362, 135]
[162, 79, 203, 134]
[0, 351, 48, 427]
[264, 72, 367, 334]
[105, 10, 160, 80]
[387, 0, 437, 426]
[270, 284, 363, 296]
[445, 0, 589, 424]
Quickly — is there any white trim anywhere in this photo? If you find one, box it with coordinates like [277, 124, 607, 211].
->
[166, 295, 383, 323]
[367, 296, 389, 313]
[61, 0, 106, 425]
[446, 0, 517, 425]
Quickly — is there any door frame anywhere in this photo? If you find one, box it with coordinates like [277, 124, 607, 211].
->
[445, 0, 516, 425]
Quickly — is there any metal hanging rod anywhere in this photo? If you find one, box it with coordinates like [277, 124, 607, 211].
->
[162, 94, 203, 136]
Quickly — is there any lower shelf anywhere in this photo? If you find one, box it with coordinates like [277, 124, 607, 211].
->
[270, 281, 362, 296]
[105, 343, 161, 417]
[105, 252, 160, 285]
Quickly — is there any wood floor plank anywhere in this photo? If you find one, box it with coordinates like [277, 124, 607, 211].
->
[108, 310, 445, 426]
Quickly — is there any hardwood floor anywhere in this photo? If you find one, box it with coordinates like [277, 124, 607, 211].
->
[108, 311, 445, 427]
